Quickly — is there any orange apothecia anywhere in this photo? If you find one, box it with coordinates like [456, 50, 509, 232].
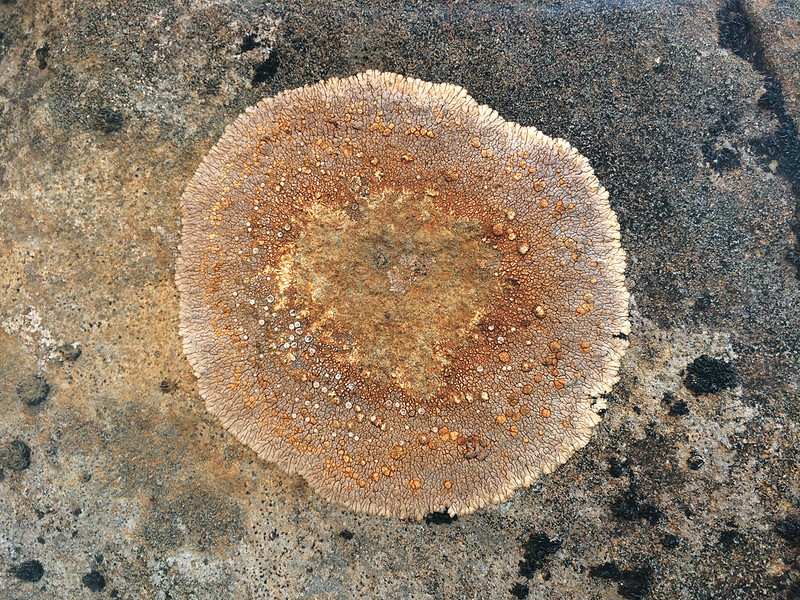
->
[176, 71, 630, 519]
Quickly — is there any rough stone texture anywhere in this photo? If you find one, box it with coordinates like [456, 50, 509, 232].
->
[0, 1, 798, 599]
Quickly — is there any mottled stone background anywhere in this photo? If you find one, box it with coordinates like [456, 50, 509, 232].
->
[1, 0, 799, 598]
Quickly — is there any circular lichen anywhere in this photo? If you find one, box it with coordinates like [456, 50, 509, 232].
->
[177, 71, 630, 518]
[0, 439, 32, 472]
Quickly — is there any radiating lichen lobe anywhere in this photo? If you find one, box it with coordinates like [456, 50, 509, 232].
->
[177, 71, 630, 519]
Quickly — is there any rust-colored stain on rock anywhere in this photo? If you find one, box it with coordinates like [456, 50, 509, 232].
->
[176, 71, 630, 518]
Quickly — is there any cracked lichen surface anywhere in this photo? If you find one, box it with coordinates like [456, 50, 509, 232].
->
[177, 71, 629, 518]
[281, 189, 501, 397]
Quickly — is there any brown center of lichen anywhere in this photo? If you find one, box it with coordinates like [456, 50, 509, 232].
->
[278, 188, 501, 397]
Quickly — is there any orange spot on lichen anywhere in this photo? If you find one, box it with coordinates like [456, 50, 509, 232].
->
[443, 166, 459, 182]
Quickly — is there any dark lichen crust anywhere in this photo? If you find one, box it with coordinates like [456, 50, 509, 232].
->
[176, 71, 630, 518]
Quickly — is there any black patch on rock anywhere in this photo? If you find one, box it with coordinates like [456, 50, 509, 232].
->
[240, 33, 262, 53]
[82, 570, 106, 592]
[590, 562, 622, 579]
[425, 511, 457, 525]
[608, 456, 631, 478]
[159, 379, 178, 393]
[668, 399, 690, 416]
[589, 561, 654, 600]
[717, 0, 755, 61]
[684, 355, 737, 395]
[719, 528, 742, 549]
[703, 141, 740, 172]
[0, 439, 31, 471]
[518, 532, 562, 579]
[35, 43, 49, 69]
[509, 582, 529, 599]
[252, 49, 280, 84]
[338, 529, 354, 540]
[693, 295, 713, 311]
[618, 567, 655, 600]
[16, 374, 50, 406]
[717, 0, 800, 278]
[10, 559, 44, 582]
[776, 515, 800, 548]
[98, 107, 123, 133]
[611, 484, 661, 525]
[787, 581, 800, 600]
[660, 533, 680, 549]
[687, 451, 705, 471]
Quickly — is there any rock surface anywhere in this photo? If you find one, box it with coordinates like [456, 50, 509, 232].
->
[1, 1, 798, 599]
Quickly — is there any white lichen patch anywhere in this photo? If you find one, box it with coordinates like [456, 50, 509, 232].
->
[2, 305, 62, 361]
